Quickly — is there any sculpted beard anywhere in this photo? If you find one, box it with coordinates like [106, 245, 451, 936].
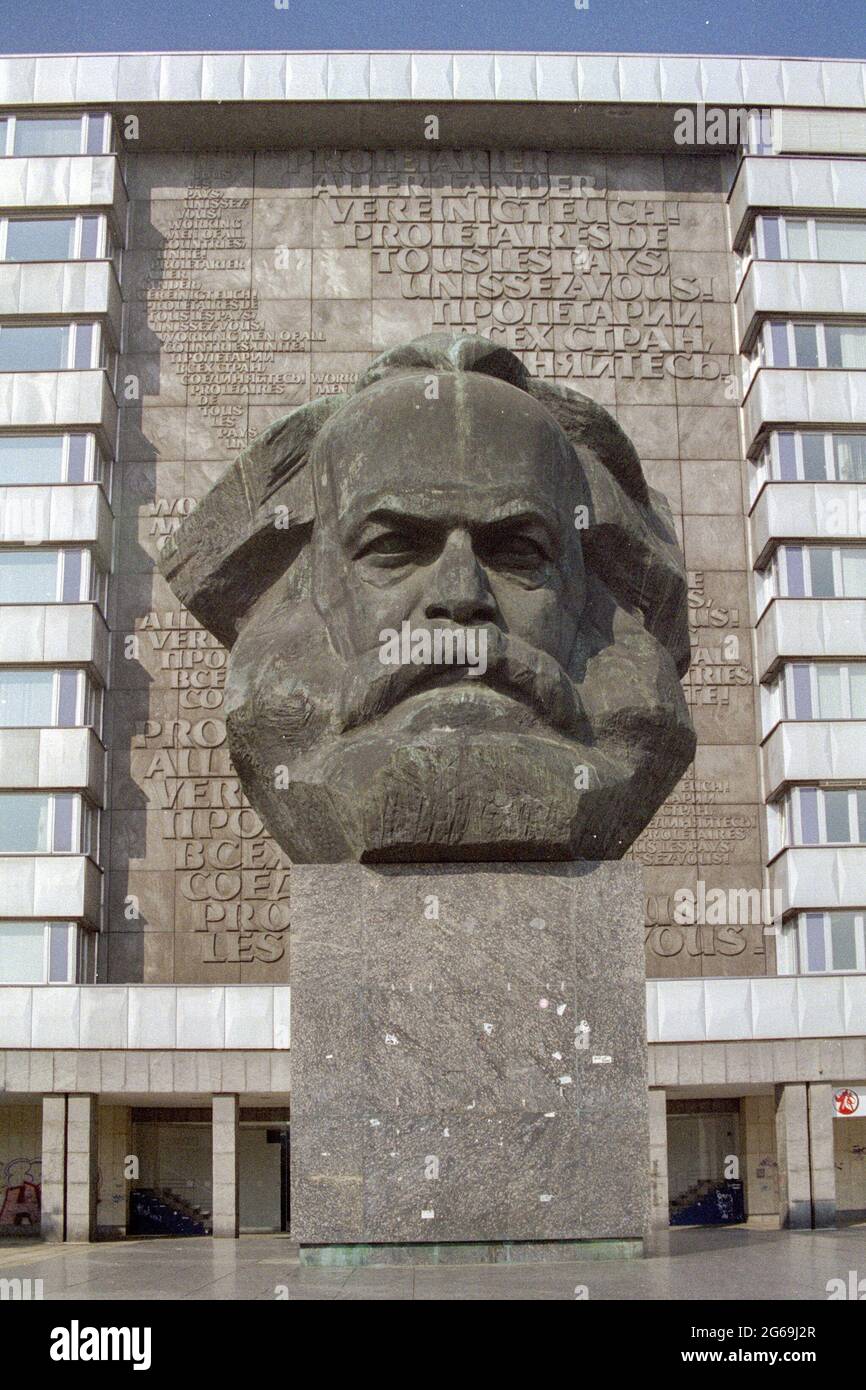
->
[224, 599, 593, 765]
[223, 578, 688, 862]
[336, 623, 590, 739]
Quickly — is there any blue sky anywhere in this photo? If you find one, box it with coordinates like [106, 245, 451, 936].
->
[0, 0, 862, 60]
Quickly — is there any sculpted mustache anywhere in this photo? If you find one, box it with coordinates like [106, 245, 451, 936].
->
[336, 625, 587, 737]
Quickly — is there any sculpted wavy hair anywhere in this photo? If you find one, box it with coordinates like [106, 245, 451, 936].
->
[162, 332, 691, 676]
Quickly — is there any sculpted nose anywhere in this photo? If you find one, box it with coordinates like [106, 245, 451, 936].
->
[424, 529, 498, 626]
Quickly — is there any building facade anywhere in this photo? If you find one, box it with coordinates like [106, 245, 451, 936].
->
[0, 48, 864, 1241]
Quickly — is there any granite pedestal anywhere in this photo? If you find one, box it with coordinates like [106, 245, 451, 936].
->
[290, 861, 650, 1262]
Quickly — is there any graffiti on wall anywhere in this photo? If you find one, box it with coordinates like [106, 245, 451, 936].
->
[0, 1158, 41, 1229]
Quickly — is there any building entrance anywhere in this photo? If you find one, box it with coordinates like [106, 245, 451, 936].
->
[239, 1125, 289, 1233]
[128, 1109, 290, 1236]
[667, 1100, 745, 1226]
[834, 1115, 866, 1221]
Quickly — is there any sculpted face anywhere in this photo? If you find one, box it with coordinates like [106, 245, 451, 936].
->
[311, 373, 586, 672]
[160, 334, 696, 863]
[305, 374, 590, 744]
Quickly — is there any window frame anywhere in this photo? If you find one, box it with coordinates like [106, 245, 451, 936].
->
[0, 546, 106, 608]
[0, 668, 74, 728]
[0, 919, 94, 984]
[756, 319, 866, 371]
[0, 212, 113, 264]
[0, 790, 99, 857]
[0, 319, 116, 379]
[0, 432, 109, 488]
[0, 668, 102, 733]
[779, 785, 866, 848]
[751, 431, 866, 499]
[763, 544, 866, 603]
[780, 911, 866, 975]
[740, 110, 773, 157]
[754, 214, 866, 264]
[779, 661, 866, 723]
[0, 112, 112, 158]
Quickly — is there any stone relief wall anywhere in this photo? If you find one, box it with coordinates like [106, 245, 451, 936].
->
[105, 147, 765, 983]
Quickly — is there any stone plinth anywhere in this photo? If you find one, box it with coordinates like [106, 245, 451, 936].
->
[290, 861, 649, 1254]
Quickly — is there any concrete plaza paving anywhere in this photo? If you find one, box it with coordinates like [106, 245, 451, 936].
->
[0, 1226, 864, 1300]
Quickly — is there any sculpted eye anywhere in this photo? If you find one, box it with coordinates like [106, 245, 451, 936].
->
[356, 531, 427, 564]
[365, 535, 410, 555]
[484, 535, 549, 570]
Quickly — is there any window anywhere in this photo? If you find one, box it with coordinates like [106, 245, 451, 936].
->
[780, 912, 866, 975]
[0, 921, 93, 984]
[0, 792, 98, 855]
[774, 786, 866, 848]
[0, 321, 107, 373]
[0, 548, 105, 606]
[818, 223, 866, 261]
[0, 215, 112, 264]
[752, 216, 866, 263]
[751, 432, 866, 498]
[0, 433, 106, 486]
[0, 113, 111, 157]
[785, 220, 811, 260]
[835, 435, 866, 482]
[0, 669, 101, 730]
[826, 325, 866, 370]
[754, 320, 866, 370]
[0, 923, 45, 983]
[774, 662, 866, 724]
[759, 217, 781, 260]
[764, 546, 866, 602]
[0, 324, 70, 372]
[0, 322, 116, 382]
[13, 118, 83, 156]
[793, 323, 820, 369]
[0, 549, 66, 603]
[76, 925, 95, 983]
[4, 217, 75, 261]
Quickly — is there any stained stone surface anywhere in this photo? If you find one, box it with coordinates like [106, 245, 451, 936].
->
[290, 860, 649, 1246]
[107, 147, 763, 982]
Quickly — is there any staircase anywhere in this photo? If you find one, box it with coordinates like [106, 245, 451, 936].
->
[129, 1187, 212, 1237]
[670, 1178, 745, 1227]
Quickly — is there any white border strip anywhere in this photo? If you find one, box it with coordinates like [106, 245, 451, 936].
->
[0, 51, 861, 109]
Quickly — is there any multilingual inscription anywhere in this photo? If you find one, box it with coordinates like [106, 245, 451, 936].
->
[140, 182, 313, 452]
[684, 571, 752, 707]
[131, 610, 291, 968]
[113, 147, 755, 980]
[318, 154, 729, 383]
[631, 776, 757, 868]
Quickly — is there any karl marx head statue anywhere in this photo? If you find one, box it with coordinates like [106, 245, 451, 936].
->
[160, 333, 695, 863]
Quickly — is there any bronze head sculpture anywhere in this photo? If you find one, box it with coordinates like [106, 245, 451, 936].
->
[160, 333, 695, 862]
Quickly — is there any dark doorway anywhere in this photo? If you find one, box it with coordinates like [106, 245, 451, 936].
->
[267, 1126, 290, 1233]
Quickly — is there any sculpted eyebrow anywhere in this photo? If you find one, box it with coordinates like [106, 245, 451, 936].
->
[342, 498, 562, 540]
[342, 506, 444, 547]
[474, 509, 560, 547]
